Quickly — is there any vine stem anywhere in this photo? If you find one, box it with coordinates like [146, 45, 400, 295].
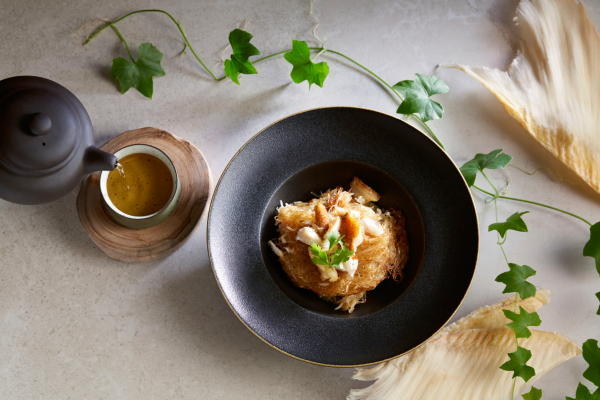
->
[310, 48, 445, 149]
[109, 24, 134, 62]
[473, 185, 592, 226]
[86, 10, 446, 149]
[86, 9, 219, 80]
[490, 177, 517, 400]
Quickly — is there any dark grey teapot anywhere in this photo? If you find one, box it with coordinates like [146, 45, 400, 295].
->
[0, 76, 117, 205]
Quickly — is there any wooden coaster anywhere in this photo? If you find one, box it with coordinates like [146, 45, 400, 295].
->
[76, 127, 212, 262]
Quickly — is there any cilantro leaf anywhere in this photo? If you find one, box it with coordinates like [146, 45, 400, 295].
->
[522, 386, 542, 400]
[583, 339, 600, 387]
[583, 222, 600, 275]
[331, 245, 354, 267]
[224, 29, 261, 85]
[327, 231, 342, 249]
[110, 43, 165, 99]
[500, 346, 536, 382]
[393, 74, 449, 122]
[309, 233, 354, 270]
[310, 243, 329, 265]
[503, 306, 542, 339]
[566, 383, 600, 400]
[495, 263, 537, 299]
[489, 211, 530, 239]
[284, 40, 329, 88]
[459, 149, 513, 187]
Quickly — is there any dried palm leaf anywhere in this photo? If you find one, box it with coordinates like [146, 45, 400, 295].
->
[348, 329, 580, 400]
[440, 289, 551, 334]
[348, 290, 581, 400]
[441, 0, 600, 193]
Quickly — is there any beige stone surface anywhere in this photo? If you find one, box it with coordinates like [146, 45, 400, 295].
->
[1, 0, 600, 398]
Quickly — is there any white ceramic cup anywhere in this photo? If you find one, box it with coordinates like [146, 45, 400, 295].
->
[100, 145, 181, 229]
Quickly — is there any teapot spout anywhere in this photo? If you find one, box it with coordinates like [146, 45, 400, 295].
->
[83, 146, 117, 174]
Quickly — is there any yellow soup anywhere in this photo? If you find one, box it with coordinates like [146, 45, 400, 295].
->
[107, 153, 174, 217]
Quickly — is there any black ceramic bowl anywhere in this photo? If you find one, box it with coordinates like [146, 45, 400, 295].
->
[207, 107, 478, 366]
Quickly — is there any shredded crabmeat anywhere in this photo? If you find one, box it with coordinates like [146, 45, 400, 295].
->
[269, 177, 409, 313]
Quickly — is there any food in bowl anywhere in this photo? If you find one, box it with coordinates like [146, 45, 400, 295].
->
[268, 177, 409, 313]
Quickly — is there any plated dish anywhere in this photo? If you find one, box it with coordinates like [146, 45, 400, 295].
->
[207, 107, 478, 366]
[269, 177, 409, 313]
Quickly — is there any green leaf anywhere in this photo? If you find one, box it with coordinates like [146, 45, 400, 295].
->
[583, 222, 600, 275]
[489, 211, 530, 239]
[393, 74, 449, 122]
[331, 244, 354, 267]
[459, 149, 513, 187]
[500, 346, 536, 382]
[495, 263, 537, 299]
[309, 243, 329, 265]
[522, 386, 542, 400]
[596, 292, 600, 315]
[224, 29, 261, 85]
[327, 231, 341, 249]
[110, 43, 165, 99]
[582, 339, 600, 387]
[503, 306, 542, 339]
[566, 383, 600, 400]
[284, 40, 329, 88]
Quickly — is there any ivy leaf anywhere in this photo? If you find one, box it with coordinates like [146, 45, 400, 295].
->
[566, 383, 600, 400]
[393, 74, 449, 122]
[110, 43, 165, 99]
[224, 29, 261, 85]
[489, 211, 530, 239]
[495, 263, 537, 299]
[583, 222, 600, 275]
[582, 339, 600, 387]
[500, 346, 536, 382]
[284, 40, 329, 88]
[503, 306, 542, 339]
[522, 386, 542, 400]
[459, 149, 513, 187]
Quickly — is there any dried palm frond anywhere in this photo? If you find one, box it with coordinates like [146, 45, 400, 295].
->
[348, 290, 581, 400]
[442, 0, 600, 193]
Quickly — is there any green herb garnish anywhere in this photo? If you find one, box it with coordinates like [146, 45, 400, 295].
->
[309, 232, 353, 270]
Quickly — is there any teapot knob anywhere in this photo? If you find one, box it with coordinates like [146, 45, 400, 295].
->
[28, 112, 52, 136]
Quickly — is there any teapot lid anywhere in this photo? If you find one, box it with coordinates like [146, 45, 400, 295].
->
[0, 76, 88, 175]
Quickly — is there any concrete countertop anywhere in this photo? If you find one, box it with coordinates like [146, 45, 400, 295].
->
[2, 0, 600, 398]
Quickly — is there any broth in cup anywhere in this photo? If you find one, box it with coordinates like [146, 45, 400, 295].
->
[100, 145, 181, 230]
[107, 154, 173, 217]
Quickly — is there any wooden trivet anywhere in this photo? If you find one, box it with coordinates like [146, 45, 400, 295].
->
[76, 127, 212, 262]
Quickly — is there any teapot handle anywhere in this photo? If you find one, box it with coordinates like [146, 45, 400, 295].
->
[83, 146, 117, 174]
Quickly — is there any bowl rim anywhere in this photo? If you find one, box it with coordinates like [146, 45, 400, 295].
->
[206, 106, 479, 367]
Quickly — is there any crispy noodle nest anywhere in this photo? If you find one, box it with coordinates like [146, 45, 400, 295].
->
[271, 188, 409, 313]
